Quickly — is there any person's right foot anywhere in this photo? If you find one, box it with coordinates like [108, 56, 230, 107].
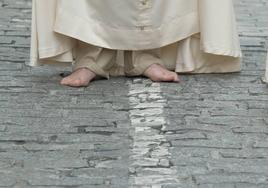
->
[143, 63, 180, 83]
[60, 67, 97, 87]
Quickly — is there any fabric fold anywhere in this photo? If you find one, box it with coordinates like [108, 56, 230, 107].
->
[199, 0, 242, 58]
[28, 0, 242, 76]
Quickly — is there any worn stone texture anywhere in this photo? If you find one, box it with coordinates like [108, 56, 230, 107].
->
[0, 0, 268, 187]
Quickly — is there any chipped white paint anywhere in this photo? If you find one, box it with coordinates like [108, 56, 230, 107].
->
[263, 51, 268, 83]
[127, 78, 180, 187]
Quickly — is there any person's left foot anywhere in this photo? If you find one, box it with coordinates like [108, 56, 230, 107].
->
[60, 67, 97, 87]
[143, 63, 180, 83]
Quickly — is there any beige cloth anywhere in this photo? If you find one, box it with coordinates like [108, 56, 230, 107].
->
[29, 0, 242, 78]
[72, 41, 168, 79]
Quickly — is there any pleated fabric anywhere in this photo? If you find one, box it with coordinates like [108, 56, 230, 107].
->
[29, 0, 242, 76]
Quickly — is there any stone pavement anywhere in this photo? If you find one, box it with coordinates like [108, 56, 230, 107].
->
[0, 0, 267, 187]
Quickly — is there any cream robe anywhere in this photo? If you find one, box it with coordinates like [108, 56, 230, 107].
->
[29, 0, 242, 75]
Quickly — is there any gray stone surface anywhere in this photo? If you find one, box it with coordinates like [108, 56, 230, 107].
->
[0, 0, 268, 187]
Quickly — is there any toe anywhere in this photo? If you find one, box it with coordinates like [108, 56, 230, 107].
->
[161, 72, 180, 83]
[163, 73, 176, 81]
[71, 79, 81, 87]
[173, 74, 180, 83]
[60, 78, 82, 87]
[72, 79, 88, 87]
[60, 78, 69, 85]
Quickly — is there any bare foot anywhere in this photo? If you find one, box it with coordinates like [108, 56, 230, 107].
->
[143, 63, 180, 83]
[60, 67, 97, 87]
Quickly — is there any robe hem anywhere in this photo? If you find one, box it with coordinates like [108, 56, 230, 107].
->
[202, 42, 242, 57]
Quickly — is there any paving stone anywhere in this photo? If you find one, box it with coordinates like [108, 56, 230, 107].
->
[0, 0, 268, 187]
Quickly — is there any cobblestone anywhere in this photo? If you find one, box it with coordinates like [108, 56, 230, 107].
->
[0, 0, 268, 187]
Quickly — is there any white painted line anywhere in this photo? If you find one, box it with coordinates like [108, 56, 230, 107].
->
[127, 78, 180, 187]
[262, 51, 268, 83]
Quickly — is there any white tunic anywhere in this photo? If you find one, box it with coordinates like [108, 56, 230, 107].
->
[29, 0, 242, 74]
